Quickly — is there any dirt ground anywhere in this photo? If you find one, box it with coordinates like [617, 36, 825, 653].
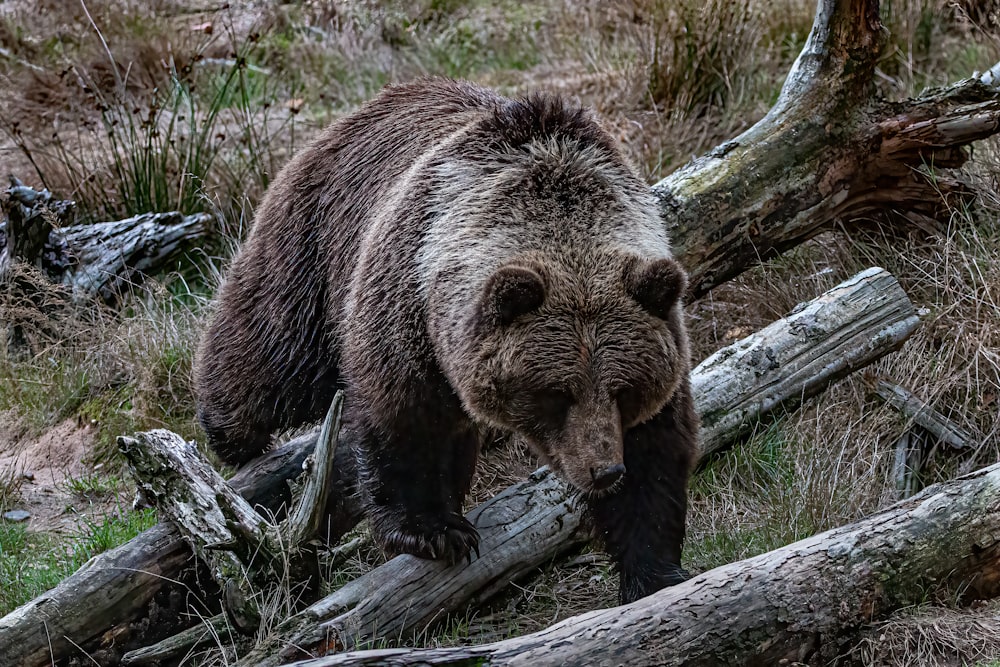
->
[0, 415, 120, 533]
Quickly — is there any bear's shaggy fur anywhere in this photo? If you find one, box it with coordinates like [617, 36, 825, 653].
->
[195, 78, 699, 603]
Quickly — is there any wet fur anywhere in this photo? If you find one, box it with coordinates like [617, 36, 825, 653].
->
[195, 78, 698, 603]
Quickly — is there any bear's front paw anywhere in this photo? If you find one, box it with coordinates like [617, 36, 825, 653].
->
[375, 511, 480, 565]
[619, 562, 690, 604]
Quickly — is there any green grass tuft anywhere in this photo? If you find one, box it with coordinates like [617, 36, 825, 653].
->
[0, 507, 157, 615]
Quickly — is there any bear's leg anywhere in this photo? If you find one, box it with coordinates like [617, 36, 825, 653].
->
[349, 396, 481, 564]
[198, 356, 339, 466]
[587, 380, 698, 604]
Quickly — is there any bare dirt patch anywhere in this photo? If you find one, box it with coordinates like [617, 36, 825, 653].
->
[0, 415, 121, 534]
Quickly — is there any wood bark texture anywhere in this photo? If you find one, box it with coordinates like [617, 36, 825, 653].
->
[118, 394, 344, 635]
[236, 267, 919, 667]
[60, 210, 213, 303]
[694, 266, 918, 457]
[0, 433, 362, 667]
[286, 462, 1000, 667]
[119, 430, 272, 633]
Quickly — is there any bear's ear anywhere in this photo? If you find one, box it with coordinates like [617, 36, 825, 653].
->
[626, 257, 688, 320]
[480, 265, 546, 327]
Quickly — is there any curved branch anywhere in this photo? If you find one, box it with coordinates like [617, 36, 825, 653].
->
[660, 0, 1000, 298]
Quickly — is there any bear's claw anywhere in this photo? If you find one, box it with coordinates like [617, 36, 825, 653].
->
[378, 511, 480, 565]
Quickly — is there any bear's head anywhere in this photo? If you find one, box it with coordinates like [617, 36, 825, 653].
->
[457, 253, 689, 496]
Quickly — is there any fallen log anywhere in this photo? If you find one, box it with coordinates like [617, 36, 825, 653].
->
[876, 379, 974, 498]
[875, 380, 973, 453]
[0, 266, 917, 666]
[694, 267, 918, 458]
[0, 176, 73, 274]
[0, 178, 213, 303]
[659, 0, 1000, 298]
[292, 461, 1000, 667]
[222, 267, 917, 666]
[0, 432, 362, 667]
[60, 209, 213, 303]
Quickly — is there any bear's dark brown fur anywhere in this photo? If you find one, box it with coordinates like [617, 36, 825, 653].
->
[194, 78, 699, 603]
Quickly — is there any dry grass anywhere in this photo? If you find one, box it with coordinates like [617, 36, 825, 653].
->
[852, 599, 1000, 667]
[2, 0, 1000, 663]
[0, 262, 206, 461]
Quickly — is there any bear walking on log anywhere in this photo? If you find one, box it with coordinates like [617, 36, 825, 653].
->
[194, 78, 699, 604]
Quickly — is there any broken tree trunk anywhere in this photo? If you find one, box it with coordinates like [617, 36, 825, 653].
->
[659, 0, 1000, 298]
[118, 394, 344, 635]
[227, 268, 917, 666]
[295, 461, 1000, 667]
[876, 380, 974, 498]
[59, 209, 214, 303]
[0, 178, 213, 303]
[0, 267, 917, 667]
[0, 432, 362, 667]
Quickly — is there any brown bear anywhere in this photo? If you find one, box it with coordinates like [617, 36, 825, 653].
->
[194, 77, 698, 604]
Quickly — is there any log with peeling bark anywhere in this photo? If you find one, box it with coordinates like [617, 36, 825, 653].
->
[0, 266, 918, 667]
[293, 462, 1000, 667]
[694, 267, 918, 458]
[118, 394, 344, 635]
[226, 267, 917, 667]
[0, 432, 362, 667]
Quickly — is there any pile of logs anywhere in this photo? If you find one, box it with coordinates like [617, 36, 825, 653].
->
[1, 0, 999, 664]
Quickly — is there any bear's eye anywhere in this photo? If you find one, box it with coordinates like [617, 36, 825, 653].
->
[531, 388, 573, 431]
[615, 385, 645, 427]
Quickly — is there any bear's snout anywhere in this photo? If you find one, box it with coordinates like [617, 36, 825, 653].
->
[590, 463, 625, 490]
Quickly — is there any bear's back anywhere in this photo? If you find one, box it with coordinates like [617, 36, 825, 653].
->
[232, 80, 501, 315]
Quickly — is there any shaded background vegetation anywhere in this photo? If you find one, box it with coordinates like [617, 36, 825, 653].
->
[1, 0, 999, 663]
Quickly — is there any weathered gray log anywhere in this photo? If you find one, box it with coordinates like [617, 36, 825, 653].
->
[119, 614, 232, 667]
[240, 468, 587, 666]
[875, 380, 972, 451]
[60, 210, 213, 303]
[694, 267, 918, 458]
[0, 176, 72, 275]
[281, 462, 1000, 667]
[0, 178, 213, 303]
[118, 394, 344, 636]
[119, 430, 271, 634]
[876, 379, 973, 498]
[287, 393, 346, 547]
[659, 0, 1000, 298]
[234, 267, 919, 666]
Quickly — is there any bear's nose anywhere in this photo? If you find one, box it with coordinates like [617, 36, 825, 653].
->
[590, 463, 625, 490]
